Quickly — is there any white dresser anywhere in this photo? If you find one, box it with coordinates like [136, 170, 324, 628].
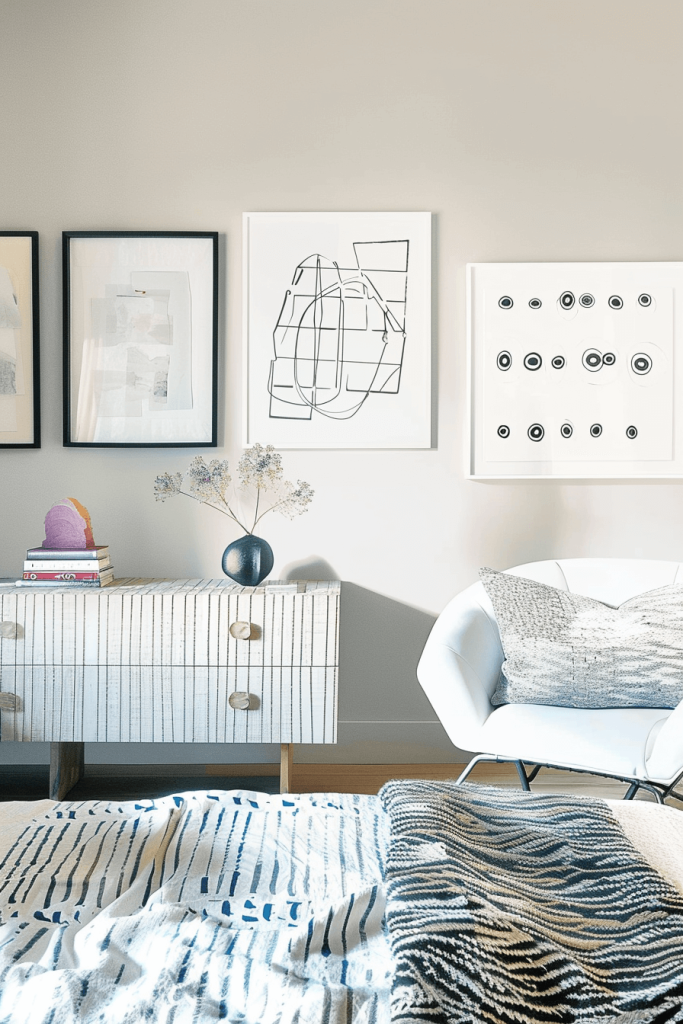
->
[0, 579, 340, 797]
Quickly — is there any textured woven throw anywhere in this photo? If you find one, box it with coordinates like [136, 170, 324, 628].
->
[380, 781, 683, 1024]
[480, 567, 683, 708]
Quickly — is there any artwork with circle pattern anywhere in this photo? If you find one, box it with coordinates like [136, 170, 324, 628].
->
[474, 262, 676, 476]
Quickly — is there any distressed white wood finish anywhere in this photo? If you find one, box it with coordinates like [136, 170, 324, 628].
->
[0, 580, 340, 745]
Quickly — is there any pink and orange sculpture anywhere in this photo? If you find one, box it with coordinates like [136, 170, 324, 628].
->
[43, 498, 95, 550]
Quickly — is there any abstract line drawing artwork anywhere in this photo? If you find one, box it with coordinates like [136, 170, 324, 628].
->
[268, 241, 408, 422]
[64, 233, 218, 448]
[245, 213, 431, 449]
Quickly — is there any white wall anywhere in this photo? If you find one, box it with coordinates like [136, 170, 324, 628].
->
[1, 0, 682, 765]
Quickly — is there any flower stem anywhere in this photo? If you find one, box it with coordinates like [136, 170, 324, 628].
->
[253, 497, 287, 527]
[178, 490, 250, 534]
[251, 486, 261, 534]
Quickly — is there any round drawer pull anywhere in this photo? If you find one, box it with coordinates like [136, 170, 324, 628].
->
[0, 621, 22, 640]
[229, 621, 261, 640]
[228, 691, 259, 711]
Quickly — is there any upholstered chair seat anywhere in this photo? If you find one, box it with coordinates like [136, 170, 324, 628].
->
[417, 558, 683, 801]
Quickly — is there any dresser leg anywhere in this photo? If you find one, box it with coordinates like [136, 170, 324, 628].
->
[50, 742, 85, 801]
[280, 743, 294, 794]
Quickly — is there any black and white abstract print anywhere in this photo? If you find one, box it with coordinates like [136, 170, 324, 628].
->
[268, 241, 409, 422]
[245, 213, 432, 449]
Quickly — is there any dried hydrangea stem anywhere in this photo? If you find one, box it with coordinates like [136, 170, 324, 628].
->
[178, 490, 250, 533]
[154, 445, 314, 538]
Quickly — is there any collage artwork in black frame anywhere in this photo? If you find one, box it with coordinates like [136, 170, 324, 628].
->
[63, 231, 218, 448]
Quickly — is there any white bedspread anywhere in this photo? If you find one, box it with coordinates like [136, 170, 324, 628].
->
[0, 790, 392, 1024]
[1, 785, 680, 1024]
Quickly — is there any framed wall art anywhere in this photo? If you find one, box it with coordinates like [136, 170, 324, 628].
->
[469, 261, 683, 479]
[63, 231, 218, 447]
[0, 231, 40, 448]
[244, 212, 432, 449]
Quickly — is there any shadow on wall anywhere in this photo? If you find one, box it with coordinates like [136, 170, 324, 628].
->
[281, 556, 339, 582]
[283, 555, 468, 763]
[337, 583, 438, 725]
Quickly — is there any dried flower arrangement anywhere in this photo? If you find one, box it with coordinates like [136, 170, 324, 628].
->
[154, 443, 314, 535]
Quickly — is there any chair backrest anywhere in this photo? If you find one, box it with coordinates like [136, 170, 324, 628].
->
[506, 558, 683, 607]
[426, 558, 683, 704]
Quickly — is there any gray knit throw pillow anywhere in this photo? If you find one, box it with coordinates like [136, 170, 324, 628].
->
[479, 567, 683, 709]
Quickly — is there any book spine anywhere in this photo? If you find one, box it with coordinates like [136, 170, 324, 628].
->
[22, 571, 113, 581]
[26, 547, 109, 559]
[15, 580, 114, 588]
[23, 560, 112, 572]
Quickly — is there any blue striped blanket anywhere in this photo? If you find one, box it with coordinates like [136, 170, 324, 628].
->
[0, 790, 391, 1023]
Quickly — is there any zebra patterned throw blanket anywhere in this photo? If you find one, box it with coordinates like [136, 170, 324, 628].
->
[380, 782, 683, 1024]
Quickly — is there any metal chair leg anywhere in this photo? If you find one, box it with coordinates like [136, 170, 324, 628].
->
[515, 760, 531, 791]
[455, 754, 499, 785]
[454, 753, 672, 804]
[662, 767, 683, 802]
[632, 781, 664, 803]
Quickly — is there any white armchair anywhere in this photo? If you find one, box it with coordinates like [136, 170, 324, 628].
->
[417, 558, 683, 802]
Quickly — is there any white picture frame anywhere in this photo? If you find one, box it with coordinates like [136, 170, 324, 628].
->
[469, 261, 683, 479]
[244, 212, 432, 449]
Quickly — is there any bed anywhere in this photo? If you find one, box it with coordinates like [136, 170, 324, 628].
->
[0, 783, 681, 1024]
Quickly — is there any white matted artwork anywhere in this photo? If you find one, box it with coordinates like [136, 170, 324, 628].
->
[469, 262, 683, 478]
[64, 232, 218, 447]
[0, 233, 40, 448]
[244, 212, 431, 449]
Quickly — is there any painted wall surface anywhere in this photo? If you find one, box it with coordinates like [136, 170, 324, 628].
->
[1, 0, 682, 765]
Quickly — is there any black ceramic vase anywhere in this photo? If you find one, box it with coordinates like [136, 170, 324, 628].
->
[222, 534, 274, 586]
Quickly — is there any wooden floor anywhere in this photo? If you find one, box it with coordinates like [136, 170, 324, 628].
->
[0, 761, 681, 806]
[290, 762, 683, 806]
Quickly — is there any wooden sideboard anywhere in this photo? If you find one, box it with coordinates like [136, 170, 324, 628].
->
[0, 579, 340, 798]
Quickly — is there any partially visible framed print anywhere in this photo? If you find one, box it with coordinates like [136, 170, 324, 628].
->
[64, 231, 218, 447]
[244, 212, 432, 449]
[0, 232, 40, 448]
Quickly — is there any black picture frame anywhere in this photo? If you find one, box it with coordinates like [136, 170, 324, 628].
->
[0, 231, 40, 449]
[63, 231, 218, 448]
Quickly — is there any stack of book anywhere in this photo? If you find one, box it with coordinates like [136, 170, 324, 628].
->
[18, 546, 114, 588]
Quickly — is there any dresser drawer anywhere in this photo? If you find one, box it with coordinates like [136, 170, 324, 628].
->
[0, 581, 340, 745]
[0, 588, 338, 668]
[0, 665, 84, 742]
[0, 664, 337, 744]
